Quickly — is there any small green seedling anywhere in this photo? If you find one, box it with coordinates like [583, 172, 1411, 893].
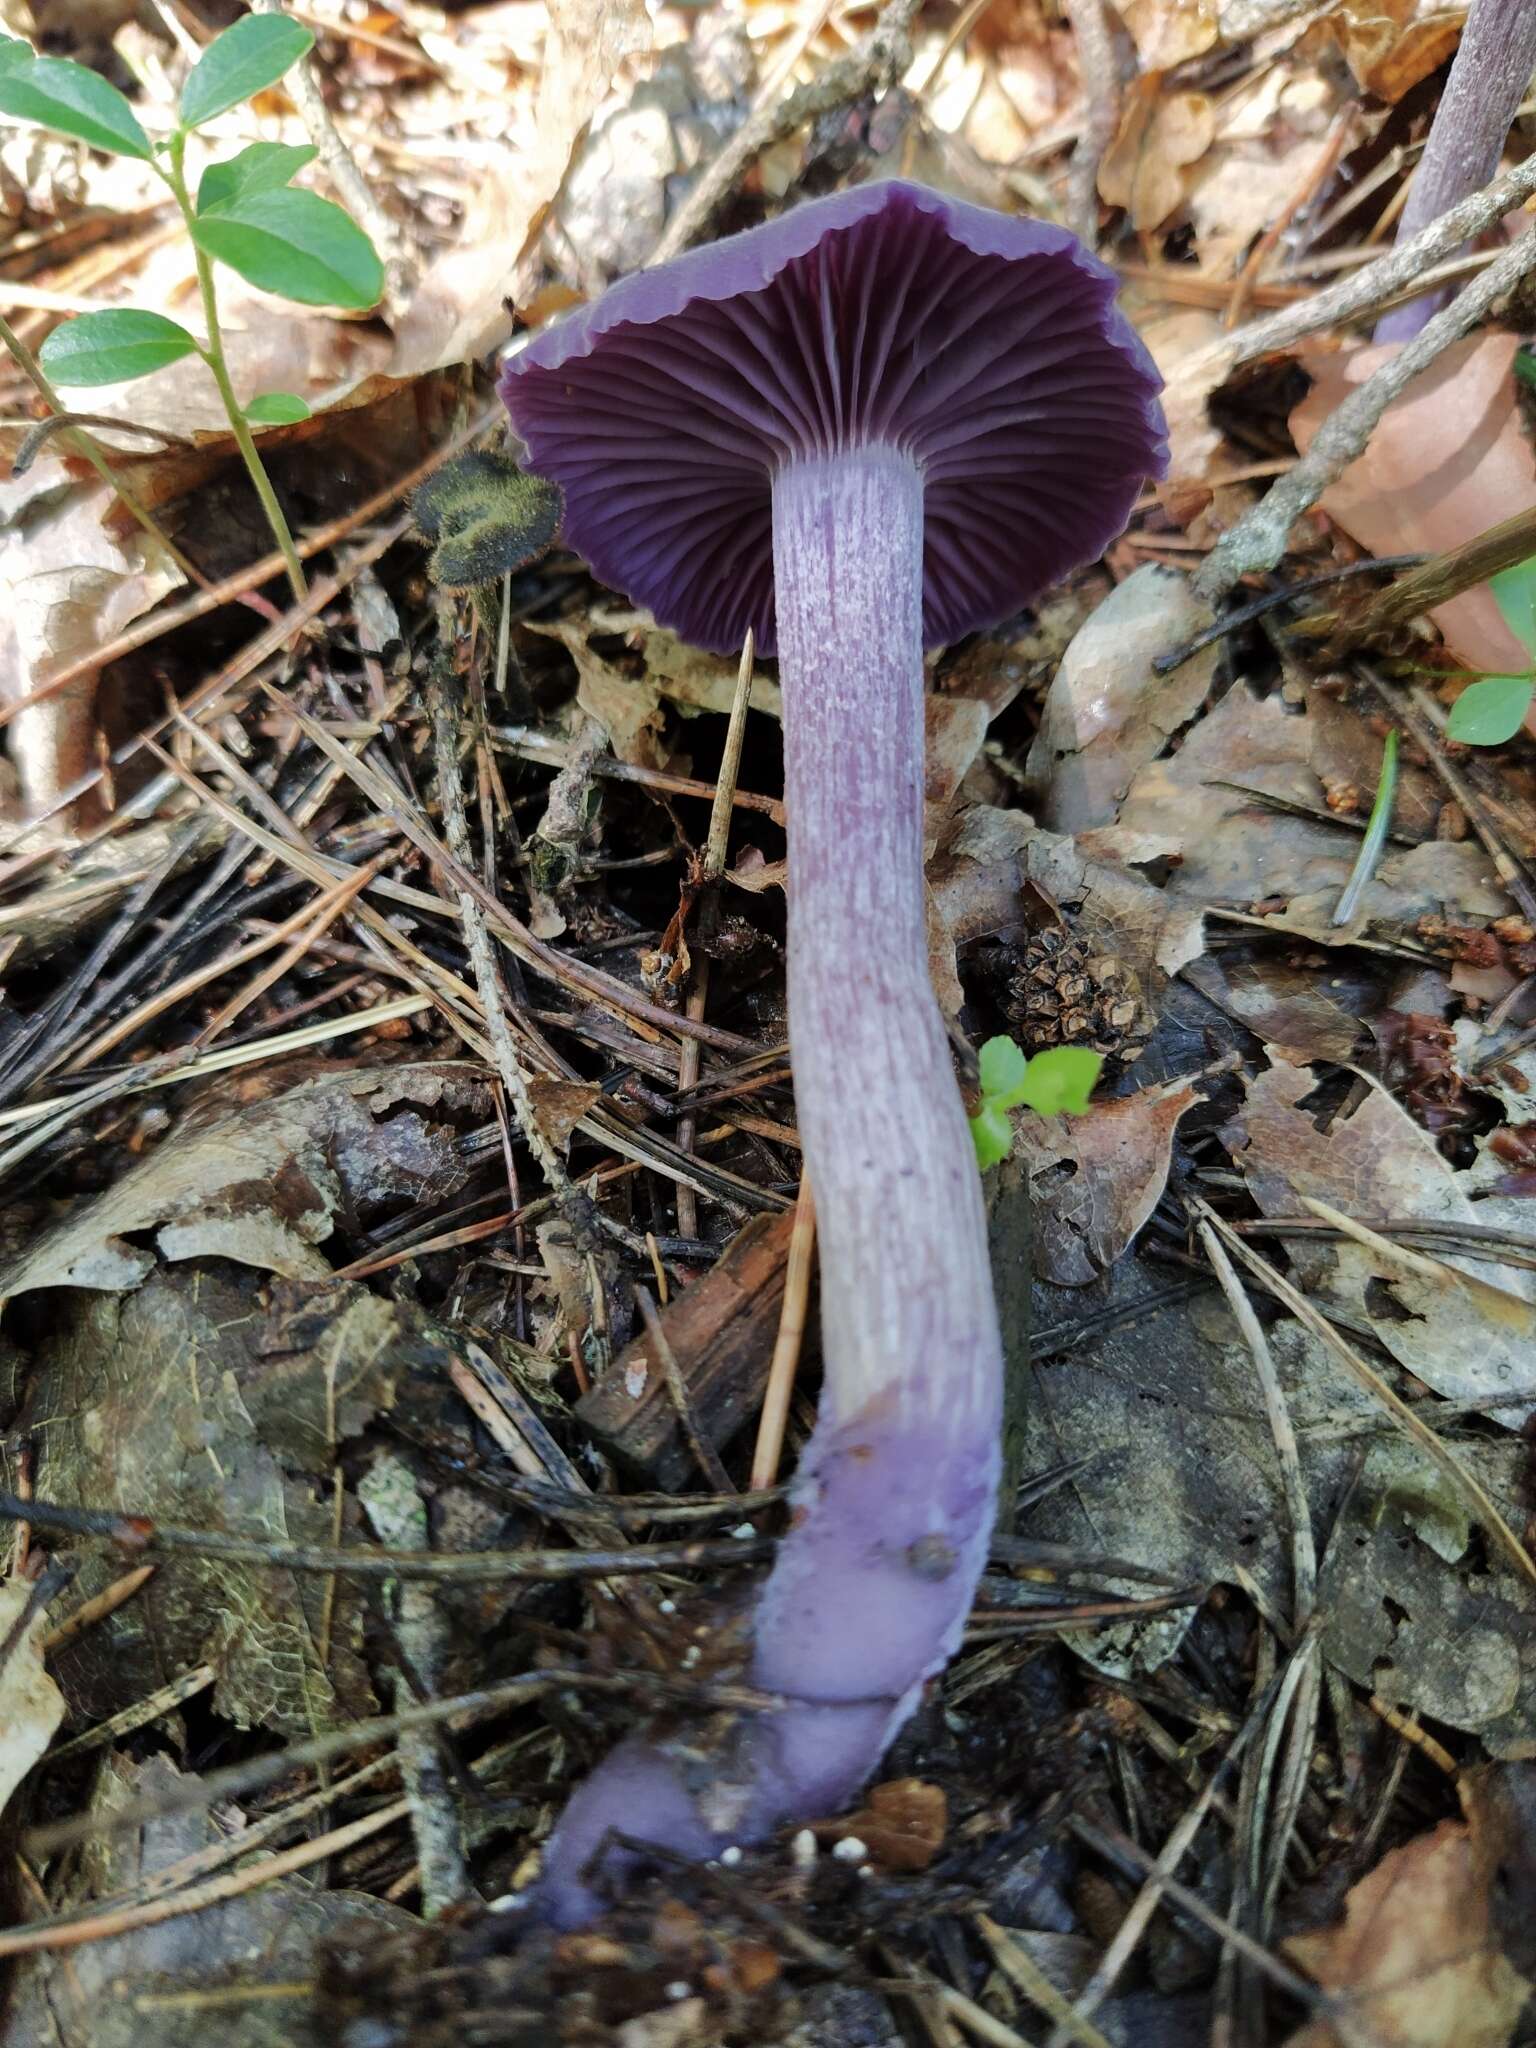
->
[0, 17, 383, 600]
[1445, 554, 1536, 746]
[411, 451, 563, 592]
[968, 1035, 1101, 1171]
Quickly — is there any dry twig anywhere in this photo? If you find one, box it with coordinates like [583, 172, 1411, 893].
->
[1196, 221, 1536, 600]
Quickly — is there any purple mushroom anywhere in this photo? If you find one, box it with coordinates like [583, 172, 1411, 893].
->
[501, 178, 1166, 1926]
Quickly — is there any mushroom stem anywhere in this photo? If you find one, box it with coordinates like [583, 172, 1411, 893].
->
[754, 440, 1005, 1774]
[535, 446, 1002, 1927]
[1374, 0, 1536, 343]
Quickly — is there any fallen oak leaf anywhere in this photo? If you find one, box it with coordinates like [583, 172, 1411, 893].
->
[1285, 1816, 1532, 2048]
[1021, 1073, 1202, 1286]
[1025, 563, 1218, 835]
[1099, 79, 1216, 233]
[1289, 333, 1535, 679]
[1222, 1056, 1536, 1420]
[0, 1582, 64, 1821]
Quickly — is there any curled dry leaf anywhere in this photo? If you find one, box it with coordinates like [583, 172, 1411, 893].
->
[1121, 0, 1220, 70]
[4, 1752, 412, 2048]
[0, 466, 181, 823]
[526, 1074, 604, 1152]
[0, 1580, 64, 1820]
[527, 614, 784, 772]
[1285, 1815, 1532, 2048]
[1021, 1073, 1200, 1286]
[1324, 0, 1466, 102]
[1098, 79, 1217, 233]
[1136, 305, 1226, 482]
[0, 1061, 488, 1297]
[926, 802, 1204, 1030]
[1290, 333, 1535, 678]
[1223, 1056, 1536, 1419]
[1025, 564, 1218, 835]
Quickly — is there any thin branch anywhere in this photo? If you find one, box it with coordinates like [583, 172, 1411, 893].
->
[0, 1487, 772, 1581]
[1061, 0, 1119, 246]
[648, 0, 921, 264]
[1195, 221, 1536, 600]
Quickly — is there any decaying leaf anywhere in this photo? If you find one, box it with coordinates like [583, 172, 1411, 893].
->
[1099, 79, 1216, 233]
[0, 1061, 488, 1296]
[0, 464, 182, 822]
[1121, 0, 1220, 70]
[1285, 1812, 1532, 2048]
[1021, 1073, 1201, 1286]
[1223, 1057, 1536, 1418]
[527, 613, 783, 771]
[5, 1752, 413, 2048]
[23, 1260, 470, 1734]
[1182, 950, 1364, 1064]
[1025, 565, 1217, 835]
[1318, 1437, 1536, 1749]
[1084, 682, 1503, 935]
[1290, 334, 1535, 679]
[1015, 1262, 1362, 1643]
[0, 1579, 64, 1818]
[929, 803, 1206, 990]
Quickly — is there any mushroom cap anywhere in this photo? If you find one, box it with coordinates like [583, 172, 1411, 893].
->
[500, 179, 1167, 656]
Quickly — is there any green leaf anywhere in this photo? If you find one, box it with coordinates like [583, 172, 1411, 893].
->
[1446, 674, 1535, 747]
[0, 37, 34, 73]
[969, 1101, 1014, 1172]
[198, 140, 316, 214]
[244, 390, 311, 424]
[191, 186, 383, 308]
[179, 12, 314, 130]
[0, 55, 152, 159]
[977, 1035, 1028, 1107]
[1489, 557, 1536, 657]
[38, 308, 199, 386]
[1014, 1045, 1102, 1119]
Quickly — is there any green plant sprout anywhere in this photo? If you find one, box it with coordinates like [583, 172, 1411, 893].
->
[0, 16, 383, 602]
[968, 1035, 1102, 1171]
[1444, 554, 1536, 745]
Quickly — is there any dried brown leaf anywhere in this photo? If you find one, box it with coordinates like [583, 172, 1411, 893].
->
[0, 1062, 487, 1296]
[1223, 1057, 1536, 1418]
[1084, 683, 1501, 933]
[1099, 79, 1216, 232]
[1026, 564, 1217, 835]
[0, 465, 182, 820]
[1022, 1074, 1201, 1286]
[526, 1075, 604, 1152]
[0, 1582, 63, 1819]
[1121, 0, 1220, 70]
[1326, 0, 1466, 101]
[1289, 333, 1536, 678]
[1285, 1816, 1531, 2048]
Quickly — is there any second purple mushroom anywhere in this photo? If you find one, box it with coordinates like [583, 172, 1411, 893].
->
[501, 178, 1166, 1925]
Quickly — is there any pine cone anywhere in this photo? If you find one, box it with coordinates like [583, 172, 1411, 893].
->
[1007, 926, 1148, 1062]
